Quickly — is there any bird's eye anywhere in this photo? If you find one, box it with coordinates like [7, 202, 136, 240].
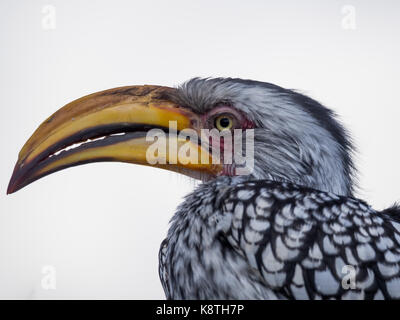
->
[214, 115, 234, 131]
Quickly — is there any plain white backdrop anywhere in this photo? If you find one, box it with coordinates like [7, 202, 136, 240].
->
[0, 0, 399, 299]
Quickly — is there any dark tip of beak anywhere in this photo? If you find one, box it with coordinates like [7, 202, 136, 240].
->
[7, 166, 20, 195]
[7, 185, 15, 195]
[7, 159, 36, 195]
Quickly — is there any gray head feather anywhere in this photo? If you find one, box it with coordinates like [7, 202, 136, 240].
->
[174, 77, 356, 196]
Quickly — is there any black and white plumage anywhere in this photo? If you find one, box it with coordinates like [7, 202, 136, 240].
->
[160, 177, 400, 299]
[8, 77, 400, 300]
[158, 78, 399, 299]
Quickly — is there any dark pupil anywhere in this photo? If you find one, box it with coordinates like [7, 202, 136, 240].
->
[219, 117, 230, 128]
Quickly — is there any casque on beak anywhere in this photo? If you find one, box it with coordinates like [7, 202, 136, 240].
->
[7, 85, 222, 194]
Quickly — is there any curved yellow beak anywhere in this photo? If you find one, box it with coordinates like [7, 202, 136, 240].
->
[7, 85, 222, 194]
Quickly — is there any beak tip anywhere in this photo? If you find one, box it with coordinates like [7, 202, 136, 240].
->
[7, 165, 23, 195]
[6, 185, 14, 195]
[7, 178, 17, 195]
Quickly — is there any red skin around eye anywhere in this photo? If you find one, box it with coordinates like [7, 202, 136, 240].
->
[199, 105, 255, 176]
[242, 118, 255, 129]
[202, 105, 255, 129]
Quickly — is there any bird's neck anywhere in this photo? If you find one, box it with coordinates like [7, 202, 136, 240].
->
[250, 130, 354, 196]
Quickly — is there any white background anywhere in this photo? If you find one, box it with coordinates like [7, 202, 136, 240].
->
[0, 0, 399, 299]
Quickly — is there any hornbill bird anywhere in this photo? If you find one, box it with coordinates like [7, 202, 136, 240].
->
[7, 78, 400, 299]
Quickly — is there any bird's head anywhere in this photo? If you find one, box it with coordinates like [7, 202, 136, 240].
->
[7, 78, 355, 196]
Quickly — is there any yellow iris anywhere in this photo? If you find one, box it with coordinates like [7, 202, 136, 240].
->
[215, 115, 233, 131]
